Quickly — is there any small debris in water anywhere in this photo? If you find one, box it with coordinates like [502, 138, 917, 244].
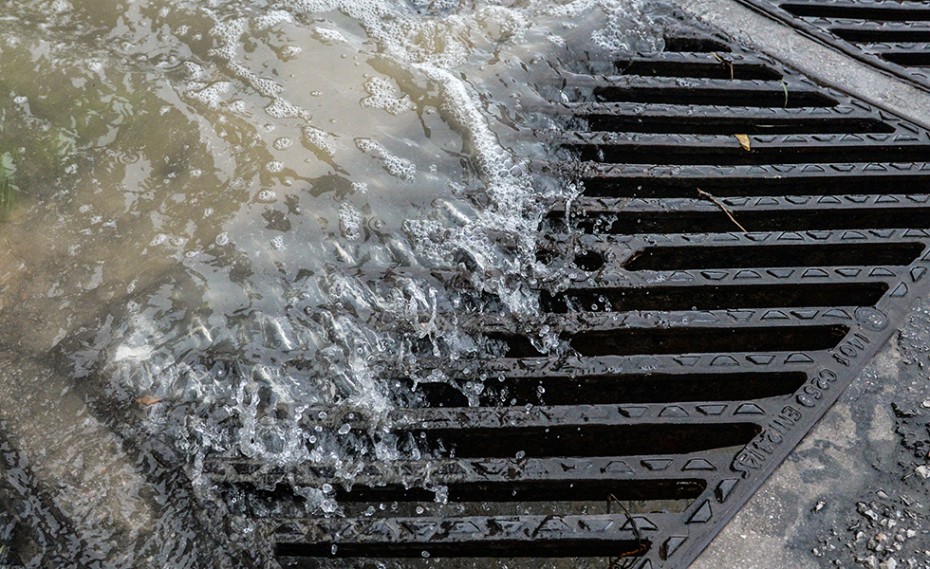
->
[135, 395, 163, 406]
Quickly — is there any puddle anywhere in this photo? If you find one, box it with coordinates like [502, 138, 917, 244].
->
[0, 0, 664, 565]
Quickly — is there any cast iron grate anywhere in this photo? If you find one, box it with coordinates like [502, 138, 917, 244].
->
[206, 16, 930, 569]
[735, 0, 930, 89]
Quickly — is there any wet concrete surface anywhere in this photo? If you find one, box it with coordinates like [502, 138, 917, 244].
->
[694, 297, 930, 568]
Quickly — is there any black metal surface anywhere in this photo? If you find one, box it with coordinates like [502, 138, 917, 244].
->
[734, 0, 930, 89]
[206, 17, 930, 569]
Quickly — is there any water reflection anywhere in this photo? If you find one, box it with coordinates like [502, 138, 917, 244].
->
[0, 0, 662, 565]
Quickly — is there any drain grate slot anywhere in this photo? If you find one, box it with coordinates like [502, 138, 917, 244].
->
[410, 423, 762, 459]
[879, 51, 930, 66]
[781, 2, 930, 21]
[624, 242, 925, 270]
[233, 479, 703, 518]
[554, 206, 930, 234]
[405, 371, 807, 407]
[276, 537, 651, 559]
[615, 60, 782, 80]
[569, 141, 930, 166]
[579, 168, 930, 198]
[591, 84, 837, 107]
[569, 324, 848, 356]
[580, 113, 894, 134]
[544, 282, 889, 312]
[341, 479, 704, 503]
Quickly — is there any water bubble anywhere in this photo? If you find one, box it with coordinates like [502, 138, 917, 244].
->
[280, 45, 302, 60]
[255, 10, 293, 30]
[361, 77, 412, 115]
[271, 236, 285, 251]
[339, 203, 363, 241]
[303, 126, 335, 157]
[315, 27, 348, 44]
[337, 423, 351, 435]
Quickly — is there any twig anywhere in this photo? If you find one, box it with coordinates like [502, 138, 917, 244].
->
[607, 494, 649, 568]
[697, 188, 748, 233]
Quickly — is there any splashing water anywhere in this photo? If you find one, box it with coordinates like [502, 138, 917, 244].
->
[0, 0, 663, 565]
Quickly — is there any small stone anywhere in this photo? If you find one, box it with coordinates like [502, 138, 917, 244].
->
[877, 490, 890, 499]
[921, 400, 930, 408]
[814, 501, 826, 512]
[879, 559, 897, 569]
[915, 465, 930, 479]
[859, 503, 880, 521]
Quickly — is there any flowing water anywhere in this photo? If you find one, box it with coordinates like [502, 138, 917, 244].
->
[0, 1, 663, 566]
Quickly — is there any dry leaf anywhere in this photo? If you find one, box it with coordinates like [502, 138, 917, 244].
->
[735, 134, 751, 151]
[136, 395, 162, 406]
[712, 52, 735, 80]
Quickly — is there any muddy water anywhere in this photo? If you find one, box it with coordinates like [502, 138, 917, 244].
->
[0, 1, 661, 566]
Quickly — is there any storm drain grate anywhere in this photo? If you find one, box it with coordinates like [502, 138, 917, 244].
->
[735, 0, 930, 88]
[206, 15, 930, 569]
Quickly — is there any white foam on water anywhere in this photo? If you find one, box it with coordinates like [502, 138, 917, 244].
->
[302, 125, 335, 157]
[101, 0, 661, 460]
[338, 202, 362, 241]
[355, 137, 416, 181]
[61, 1, 666, 559]
[361, 76, 413, 115]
